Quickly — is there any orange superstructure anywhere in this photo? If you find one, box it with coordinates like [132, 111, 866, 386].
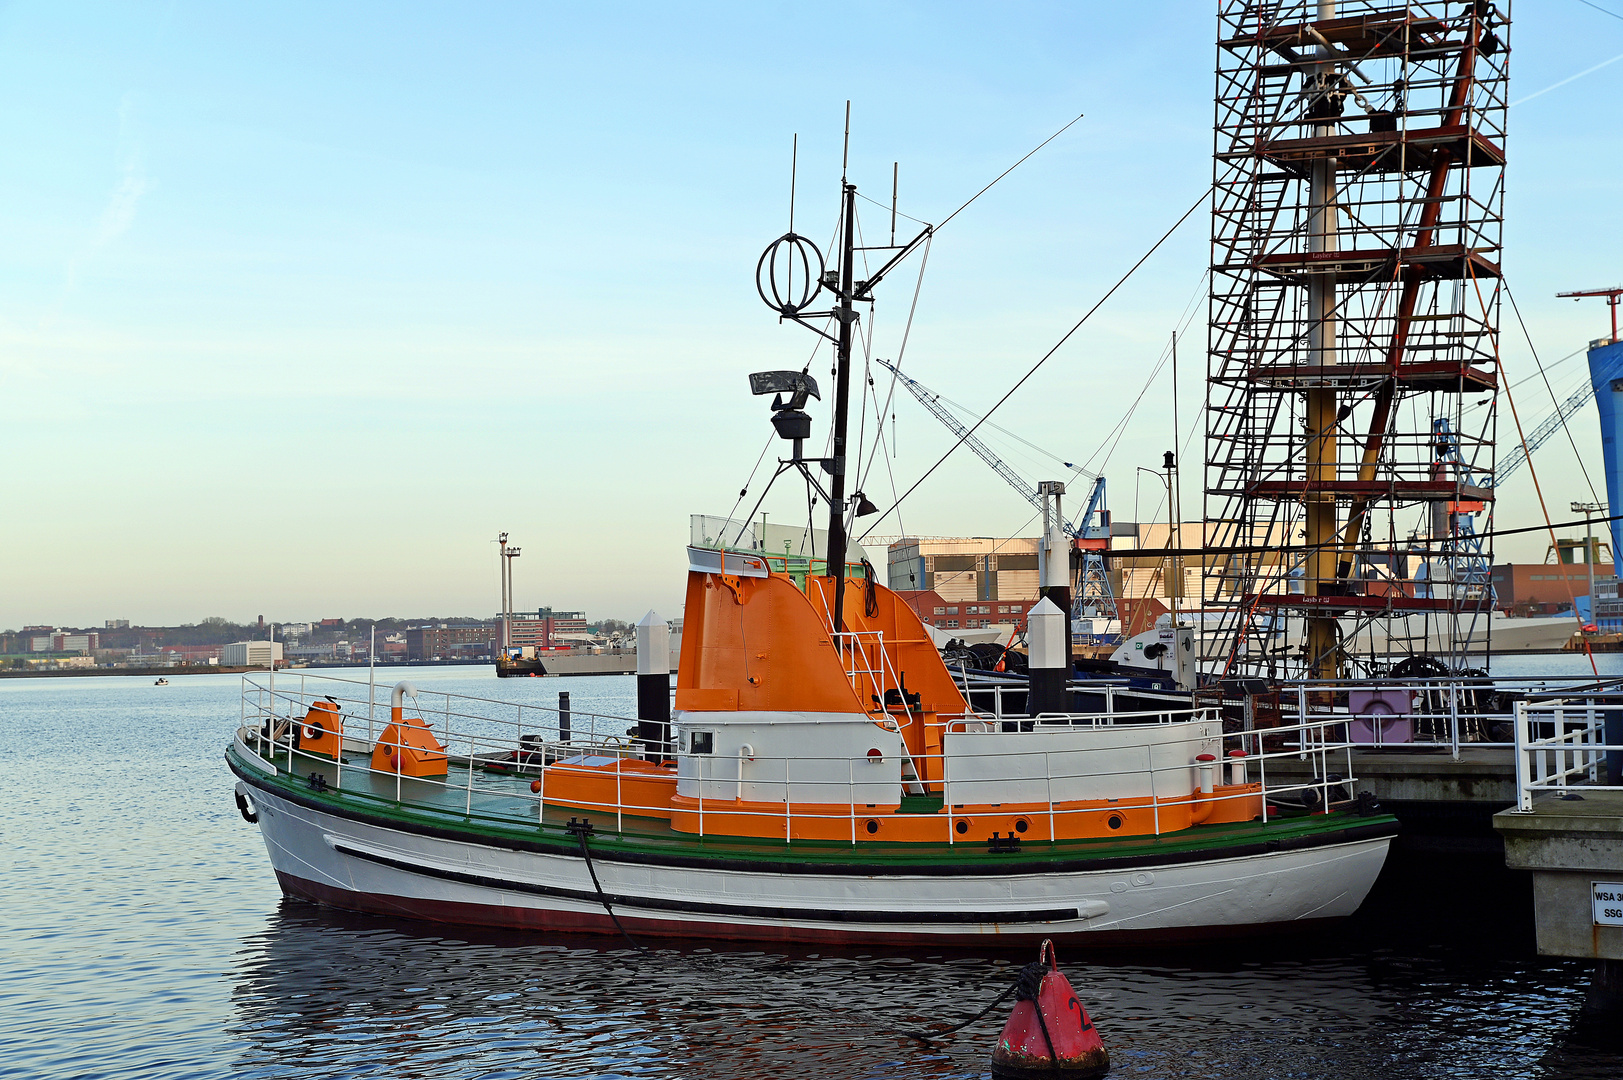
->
[527, 553, 1265, 844]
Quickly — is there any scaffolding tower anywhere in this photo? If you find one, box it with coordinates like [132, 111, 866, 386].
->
[1205, 1, 1508, 680]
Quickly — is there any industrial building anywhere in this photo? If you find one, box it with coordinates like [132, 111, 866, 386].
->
[886, 538, 1040, 603]
[221, 641, 284, 668]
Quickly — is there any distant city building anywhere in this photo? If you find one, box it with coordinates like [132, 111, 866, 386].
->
[221, 641, 284, 668]
[504, 609, 588, 648]
[31, 632, 99, 654]
[317, 618, 345, 630]
[159, 645, 221, 665]
[1492, 559, 1616, 614]
[105, 619, 129, 629]
[406, 624, 495, 661]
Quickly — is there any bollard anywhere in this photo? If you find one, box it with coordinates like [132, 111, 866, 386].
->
[1228, 749, 1247, 786]
[636, 611, 672, 761]
[558, 691, 571, 744]
[1027, 597, 1068, 717]
[1196, 753, 1215, 795]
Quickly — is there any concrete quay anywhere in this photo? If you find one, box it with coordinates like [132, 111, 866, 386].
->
[1261, 747, 1518, 851]
[1496, 791, 1623, 1009]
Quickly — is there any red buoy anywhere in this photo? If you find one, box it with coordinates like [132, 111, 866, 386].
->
[990, 940, 1109, 1080]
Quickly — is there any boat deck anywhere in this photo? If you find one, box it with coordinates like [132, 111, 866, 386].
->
[233, 735, 1394, 870]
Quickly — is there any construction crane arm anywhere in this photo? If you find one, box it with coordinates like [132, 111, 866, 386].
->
[875, 360, 1077, 537]
[1492, 381, 1595, 487]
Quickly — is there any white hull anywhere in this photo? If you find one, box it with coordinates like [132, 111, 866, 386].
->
[239, 777, 1393, 945]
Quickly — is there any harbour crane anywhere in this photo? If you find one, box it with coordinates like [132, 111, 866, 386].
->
[1491, 381, 1594, 488]
[874, 360, 1119, 623]
[1489, 286, 1623, 488]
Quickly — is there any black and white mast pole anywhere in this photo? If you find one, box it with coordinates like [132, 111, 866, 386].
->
[827, 179, 857, 634]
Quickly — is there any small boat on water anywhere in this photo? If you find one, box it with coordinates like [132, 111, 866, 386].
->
[154, 677, 169, 686]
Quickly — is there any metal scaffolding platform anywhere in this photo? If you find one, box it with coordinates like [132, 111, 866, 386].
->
[1204, 1, 1508, 679]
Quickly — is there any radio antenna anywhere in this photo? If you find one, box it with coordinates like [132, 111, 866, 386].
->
[841, 100, 850, 183]
[788, 133, 798, 235]
[890, 162, 898, 246]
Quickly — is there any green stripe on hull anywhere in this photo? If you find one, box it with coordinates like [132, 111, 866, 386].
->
[228, 742, 1397, 872]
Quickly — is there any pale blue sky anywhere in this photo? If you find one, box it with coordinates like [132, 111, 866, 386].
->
[2, 1, 1621, 629]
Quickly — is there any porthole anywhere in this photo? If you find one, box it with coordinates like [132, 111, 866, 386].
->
[955, 819, 969, 835]
[1014, 818, 1029, 834]
[865, 819, 880, 834]
[1107, 814, 1124, 831]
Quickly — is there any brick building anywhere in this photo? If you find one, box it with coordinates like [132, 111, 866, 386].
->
[406, 624, 496, 661]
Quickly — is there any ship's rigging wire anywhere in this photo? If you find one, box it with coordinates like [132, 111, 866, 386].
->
[858, 185, 1210, 541]
[724, 433, 780, 526]
[935, 111, 1085, 233]
[1504, 280, 1603, 506]
[1076, 269, 1210, 492]
[857, 233, 932, 499]
[857, 189, 929, 226]
[1577, 0, 1623, 22]
[1480, 275, 1599, 674]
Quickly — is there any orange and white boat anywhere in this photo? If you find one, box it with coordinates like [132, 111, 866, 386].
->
[227, 547, 1393, 944]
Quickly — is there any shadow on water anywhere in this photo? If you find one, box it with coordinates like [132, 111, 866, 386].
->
[228, 897, 1623, 1080]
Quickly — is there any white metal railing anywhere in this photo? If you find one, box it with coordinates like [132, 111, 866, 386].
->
[236, 673, 1370, 844]
[1231, 675, 1623, 759]
[1512, 692, 1623, 812]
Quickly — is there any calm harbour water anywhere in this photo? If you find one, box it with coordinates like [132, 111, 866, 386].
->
[4, 664, 1623, 1080]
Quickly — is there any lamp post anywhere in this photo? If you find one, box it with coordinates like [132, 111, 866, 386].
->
[1137, 461, 1178, 617]
[1573, 501, 1606, 628]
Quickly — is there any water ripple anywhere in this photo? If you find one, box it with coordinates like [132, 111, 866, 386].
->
[2, 671, 1620, 1079]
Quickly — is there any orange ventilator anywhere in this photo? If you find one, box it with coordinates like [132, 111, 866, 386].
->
[298, 699, 344, 760]
[370, 682, 448, 778]
[991, 940, 1109, 1080]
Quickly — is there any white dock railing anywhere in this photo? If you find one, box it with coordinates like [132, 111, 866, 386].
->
[1512, 692, 1623, 812]
[237, 672, 1372, 844]
[1207, 675, 1623, 759]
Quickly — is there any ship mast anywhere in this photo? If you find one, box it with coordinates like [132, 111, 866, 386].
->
[1303, 0, 1342, 681]
[754, 111, 932, 634]
[827, 180, 857, 632]
[1206, 1, 1507, 679]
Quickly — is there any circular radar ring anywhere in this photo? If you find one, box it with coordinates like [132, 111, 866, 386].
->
[756, 232, 824, 317]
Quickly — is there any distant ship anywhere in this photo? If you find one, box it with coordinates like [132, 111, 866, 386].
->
[495, 648, 547, 678]
[493, 532, 547, 678]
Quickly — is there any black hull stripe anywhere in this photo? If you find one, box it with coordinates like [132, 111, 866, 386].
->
[231, 752, 1398, 878]
[332, 843, 1082, 925]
